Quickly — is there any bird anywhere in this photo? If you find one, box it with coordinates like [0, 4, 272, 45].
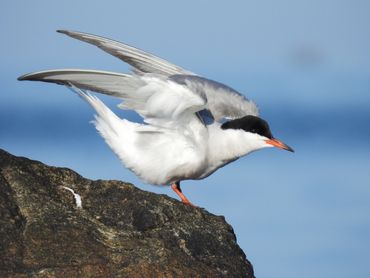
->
[18, 30, 294, 206]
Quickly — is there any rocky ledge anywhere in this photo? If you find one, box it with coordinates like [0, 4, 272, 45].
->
[0, 149, 254, 277]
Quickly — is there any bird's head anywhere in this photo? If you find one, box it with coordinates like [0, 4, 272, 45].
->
[221, 115, 294, 152]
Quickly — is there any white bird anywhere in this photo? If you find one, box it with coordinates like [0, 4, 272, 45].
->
[18, 30, 293, 206]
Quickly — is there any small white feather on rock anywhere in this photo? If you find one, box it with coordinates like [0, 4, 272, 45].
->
[61, 186, 82, 209]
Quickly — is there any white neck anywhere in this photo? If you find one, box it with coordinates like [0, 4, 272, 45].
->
[203, 124, 269, 176]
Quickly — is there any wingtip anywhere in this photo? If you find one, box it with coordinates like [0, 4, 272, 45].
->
[57, 29, 86, 37]
[57, 29, 69, 35]
[17, 74, 29, 81]
[17, 72, 44, 82]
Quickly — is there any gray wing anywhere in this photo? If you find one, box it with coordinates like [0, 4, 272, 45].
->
[57, 30, 194, 76]
[20, 31, 257, 122]
[18, 69, 206, 129]
[18, 69, 143, 98]
[169, 75, 259, 121]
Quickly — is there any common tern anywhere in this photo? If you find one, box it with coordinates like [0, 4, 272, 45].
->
[19, 30, 294, 206]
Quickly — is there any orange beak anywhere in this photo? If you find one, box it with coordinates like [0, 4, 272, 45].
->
[265, 138, 294, 152]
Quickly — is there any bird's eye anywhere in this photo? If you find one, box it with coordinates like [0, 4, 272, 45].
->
[251, 129, 257, 133]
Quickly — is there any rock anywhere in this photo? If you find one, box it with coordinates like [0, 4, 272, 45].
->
[0, 149, 254, 277]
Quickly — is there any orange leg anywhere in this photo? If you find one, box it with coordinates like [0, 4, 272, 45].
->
[171, 182, 195, 207]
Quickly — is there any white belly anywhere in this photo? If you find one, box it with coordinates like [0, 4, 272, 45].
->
[109, 124, 208, 185]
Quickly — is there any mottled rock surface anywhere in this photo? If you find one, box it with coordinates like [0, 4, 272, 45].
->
[0, 149, 254, 277]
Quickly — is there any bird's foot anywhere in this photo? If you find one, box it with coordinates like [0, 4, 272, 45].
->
[171, 182, 197, 208]
[182, 199, 197, 208]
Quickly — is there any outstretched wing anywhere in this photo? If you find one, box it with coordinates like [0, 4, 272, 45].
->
[56, 30, 259, 120]
[57, 30, 193, 76]
[19, 30, 258, 125]
[18, 69, 143, 98]
[18, 69, 206, 128]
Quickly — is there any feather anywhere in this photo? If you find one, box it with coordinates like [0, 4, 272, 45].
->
[18, 69, 142, 98]
[57, 30, 193, 76]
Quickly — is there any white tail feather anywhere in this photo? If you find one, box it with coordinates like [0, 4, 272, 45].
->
[68, 85, 135, 165]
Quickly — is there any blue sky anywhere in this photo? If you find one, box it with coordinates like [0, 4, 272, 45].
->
[1, 1, 370, 277]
